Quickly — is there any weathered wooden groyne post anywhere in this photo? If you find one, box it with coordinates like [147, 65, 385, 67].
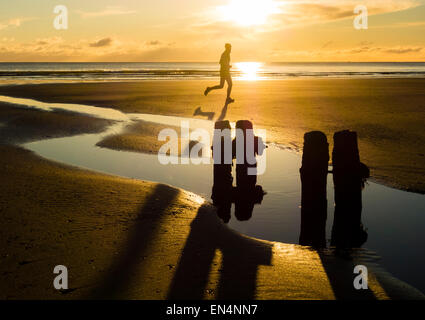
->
[299, 131, 329, 248]
[331, 130, 369, 248]
[232, 120, 266, 221]
[233, 120, 258, 189]
[211, 120, 233, 223]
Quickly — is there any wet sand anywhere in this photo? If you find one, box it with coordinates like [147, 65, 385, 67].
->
[0, 79, 424, 193]
[1, 143, 423, 300]
[97, 120, 195, 156]
[0, 83, 424, 299]
[0, 102, 115, 145]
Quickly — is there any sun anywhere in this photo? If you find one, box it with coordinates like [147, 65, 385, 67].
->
[235, 62, 263, 80]
[219, 0, 280, 27]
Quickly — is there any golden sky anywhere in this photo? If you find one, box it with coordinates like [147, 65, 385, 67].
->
[1, 0, 424, 62]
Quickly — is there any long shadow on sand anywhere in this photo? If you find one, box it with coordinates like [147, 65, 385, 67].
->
[193, 98, 231, 122]
[167, 203, 272, 300]
[216, 100, 230, 122]
[89, 184, 179, 299]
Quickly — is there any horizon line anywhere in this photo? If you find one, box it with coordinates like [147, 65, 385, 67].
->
[1, 61, 425, 64]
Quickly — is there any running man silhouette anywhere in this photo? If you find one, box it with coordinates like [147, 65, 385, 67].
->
[204, 43, 234, 104]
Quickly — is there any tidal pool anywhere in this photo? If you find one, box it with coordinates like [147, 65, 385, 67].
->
[1, 95, 424, 293]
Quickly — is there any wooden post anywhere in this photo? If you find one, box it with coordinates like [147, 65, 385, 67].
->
[299, 131, 329, 248]
[232, 120, 266, 221]
[211, 121, 233, 223]
[233, 120, 257, 189]
[331, 130, 369, 248]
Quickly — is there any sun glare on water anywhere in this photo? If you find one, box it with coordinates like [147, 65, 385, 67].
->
[235, 62, 263, 81]
[219, 0, 280, 26]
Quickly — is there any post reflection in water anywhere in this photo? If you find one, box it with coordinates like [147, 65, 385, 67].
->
[331, 130, 369, 249]
[210, 119, 370, 250]
[299, 131, 329, 248]
[299, 129, 370, 250]
[211, 120, 233, 223]
[211, 120, 266, 223]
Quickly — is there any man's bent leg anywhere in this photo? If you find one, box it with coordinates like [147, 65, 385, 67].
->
[226, 75, 233, 99]
[210, 78, 225, 91]
[206, 77, 225, 96]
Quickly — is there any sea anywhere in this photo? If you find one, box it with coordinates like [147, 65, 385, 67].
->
[0, 62, 425, 83]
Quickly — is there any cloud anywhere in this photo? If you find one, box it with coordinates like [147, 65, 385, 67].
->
[77, 6, 136, 18]
[371, 20, 425, 29]
[189, 21, 255, 38]
[339, 45, 423, 55]
[358, 41, 375, 46]
[322, 41, 334, 49]
[89, 38, 113, 47]
[0, 17, 35, 30]
[397, 21, 425, 27]
[0, 35, 194, 62]
[197, 0, 421, 34]
[35, 37, 63, 46]
[146, 40, 161, 46]
[1, 33, 423, 62]
[264, 43, 425, 62]
[273, 0, 421, 27]
[384, 47, 423, 54]
[309, 45, 424, 56]
[280, 2, 353, 23]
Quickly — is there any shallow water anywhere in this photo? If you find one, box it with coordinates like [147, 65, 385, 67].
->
[1, 95, 424, 293]
[1, 62, 425, 83]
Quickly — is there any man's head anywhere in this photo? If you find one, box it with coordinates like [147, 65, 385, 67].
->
[225, 43, 232, 53]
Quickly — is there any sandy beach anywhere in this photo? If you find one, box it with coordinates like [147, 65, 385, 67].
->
[0, 79, 424, 300]
[96, 120, 196, 156]
[0, 143, 423, 300]
[0, 78, 424, 194]
[3, 0, 425, 310]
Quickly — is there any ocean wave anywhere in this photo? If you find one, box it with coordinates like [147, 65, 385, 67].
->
[1, 63, 425, 81]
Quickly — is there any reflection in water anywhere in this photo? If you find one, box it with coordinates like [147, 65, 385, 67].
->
[299, 130, 369, 250]
[212, 185, 266, 223]
[233, 120, 266, 221]
[211, 120, 267, 223]
[299, 131, 329, 248]
[211, 121, 233, 223]
[15, 96, 425, 292]
[331, 130, 369, 249]
[234, 186, 265, 221]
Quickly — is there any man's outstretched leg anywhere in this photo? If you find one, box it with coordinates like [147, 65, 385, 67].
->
[205, 77, 225, 96]
[225, 75, 234, 104]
